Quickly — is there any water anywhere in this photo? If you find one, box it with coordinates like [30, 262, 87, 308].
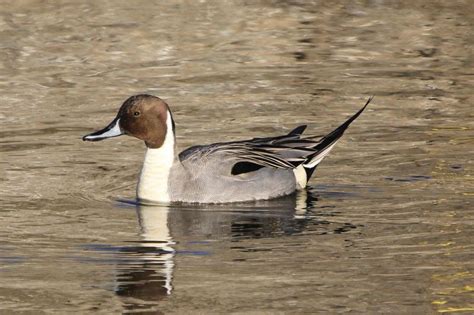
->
[1, 1, 473, 313]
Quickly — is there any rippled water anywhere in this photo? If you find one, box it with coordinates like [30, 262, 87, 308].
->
[1, 1, 473, 313]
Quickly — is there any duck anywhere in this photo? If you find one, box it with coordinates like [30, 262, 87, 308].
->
[83, 94, 372, 204]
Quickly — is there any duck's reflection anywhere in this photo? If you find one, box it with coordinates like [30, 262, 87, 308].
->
[111, 188, 356, 312]
[114, 206, 175, 312]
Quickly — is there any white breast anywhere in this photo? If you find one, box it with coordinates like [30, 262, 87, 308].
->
[136, 111, 175, 203]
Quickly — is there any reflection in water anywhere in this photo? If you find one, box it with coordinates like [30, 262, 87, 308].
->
[114, 206, 175, 313]
[102, 189, 358, 312]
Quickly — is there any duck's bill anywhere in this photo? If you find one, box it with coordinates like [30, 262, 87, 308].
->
[82, 118, 123, 141]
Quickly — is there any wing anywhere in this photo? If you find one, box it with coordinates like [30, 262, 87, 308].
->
[178, 125, 321, 175]
[178, 97, 372, 179]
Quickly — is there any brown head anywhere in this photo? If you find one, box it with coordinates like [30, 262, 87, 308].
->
[83, 94, 175, 148]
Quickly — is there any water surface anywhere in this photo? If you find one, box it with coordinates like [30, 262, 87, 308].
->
[1, 1, 473, 313]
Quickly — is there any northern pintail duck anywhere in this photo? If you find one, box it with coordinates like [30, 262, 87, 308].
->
[83, 95, 372, 204]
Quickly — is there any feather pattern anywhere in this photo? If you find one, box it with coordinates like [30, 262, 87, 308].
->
[179, 97, 372, 180]
[179, 126, 314, 171]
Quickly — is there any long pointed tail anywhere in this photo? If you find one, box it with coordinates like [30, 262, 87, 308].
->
[302, 96, 373, 179]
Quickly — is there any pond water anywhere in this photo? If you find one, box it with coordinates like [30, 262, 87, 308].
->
[1, 0, 473, 313]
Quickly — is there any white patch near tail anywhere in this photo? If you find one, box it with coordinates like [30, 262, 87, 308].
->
[137, 111, 175, 203]
[293, 142, 339, 189]
[293, 165, 307, 189]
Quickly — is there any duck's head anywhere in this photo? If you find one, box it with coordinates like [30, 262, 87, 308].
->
[83, 94, 175, 148]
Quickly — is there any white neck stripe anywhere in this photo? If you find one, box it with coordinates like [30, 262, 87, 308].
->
[136, 111, 175, 203]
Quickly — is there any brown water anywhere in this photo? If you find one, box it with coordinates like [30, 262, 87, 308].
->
[1, 0, 473, 313]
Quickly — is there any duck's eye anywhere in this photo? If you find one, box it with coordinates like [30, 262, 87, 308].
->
[133, 111, 140, 117]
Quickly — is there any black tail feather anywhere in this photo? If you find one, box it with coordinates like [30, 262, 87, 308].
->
[303, 96, 373, 180]
[304, 164, 318, 180]
[314, 96, 372, 152]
